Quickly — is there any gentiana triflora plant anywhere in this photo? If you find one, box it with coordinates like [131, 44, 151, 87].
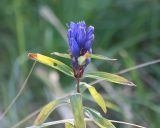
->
[27, 21, 145, 128]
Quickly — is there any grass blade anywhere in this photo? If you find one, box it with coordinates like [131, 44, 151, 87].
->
[0, 61, 36, 121]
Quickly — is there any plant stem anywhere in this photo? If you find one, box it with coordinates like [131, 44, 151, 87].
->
[76, 78, 80, 93]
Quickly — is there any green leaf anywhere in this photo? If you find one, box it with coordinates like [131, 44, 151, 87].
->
[65, 122, 74, 128]
[91, 54, 117, 61]
[84, 72, 135, 86]
[51, 52, 71, 59]
[51, 52, 116, 61]
[80, 82, 107, 113]
[84, 107, 116, 128]
[28, 53, 73, 77]
[34, 98, 67, 125]
[70, 93, 86, 128]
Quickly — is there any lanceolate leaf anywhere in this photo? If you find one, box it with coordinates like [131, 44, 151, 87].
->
[51, 52, 71, 59]
[51, 52, 116, 61]
[91, 54, 117, 61]
[34, 98, 67, 125]
[84, 107, 116, 128]
[28, 53, 73, 77]
[84, 72, 135, 86]
[65, 122, 75, 128]
[80, 82, 107, 113]
[70, 93, 86, 128]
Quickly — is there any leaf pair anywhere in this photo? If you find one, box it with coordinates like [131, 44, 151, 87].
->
[28, 53, 135, 86]
[31, 93, 115, 128]
[51, 52, 117, 61]
[69, 93, 115, 128]
[32, 93, 85, 128]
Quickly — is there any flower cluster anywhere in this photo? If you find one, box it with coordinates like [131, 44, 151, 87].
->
[67, 21, 94, 78]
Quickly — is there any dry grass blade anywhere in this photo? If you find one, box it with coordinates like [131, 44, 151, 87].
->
[26, 118, 146, 128]
[12, 109, 41, 128]
[0, 61, 36, 121]
[118, 59, 160, 74]
[109, 120, 146, 128]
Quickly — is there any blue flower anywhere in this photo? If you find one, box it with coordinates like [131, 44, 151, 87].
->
[67, 21, 94, 78]
[67, 21, 94, 62]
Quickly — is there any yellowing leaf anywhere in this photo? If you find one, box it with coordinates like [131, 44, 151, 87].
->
[88, 86, 107, 113]
[84, 107, 116, 128]
[81, 82, 107, 113]
[34, 98, 67, 125]
[84, 72, 135, 86]
[28, 53, 73, 77]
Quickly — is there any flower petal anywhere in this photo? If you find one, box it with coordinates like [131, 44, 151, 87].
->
[69, 22, 77, 29]
[78, 21, 86, 27]
[77, 27, 86, 47]
[69, 38, 80, 57]
[68, 29, 74, 39]
[87, 26, 94, 38]
[84, 35, 94, 50]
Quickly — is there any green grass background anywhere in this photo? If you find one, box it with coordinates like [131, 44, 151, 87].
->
[0, 0, 160, 128]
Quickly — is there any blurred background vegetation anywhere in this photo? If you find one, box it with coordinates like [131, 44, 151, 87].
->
[0, 0, 160, 128]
